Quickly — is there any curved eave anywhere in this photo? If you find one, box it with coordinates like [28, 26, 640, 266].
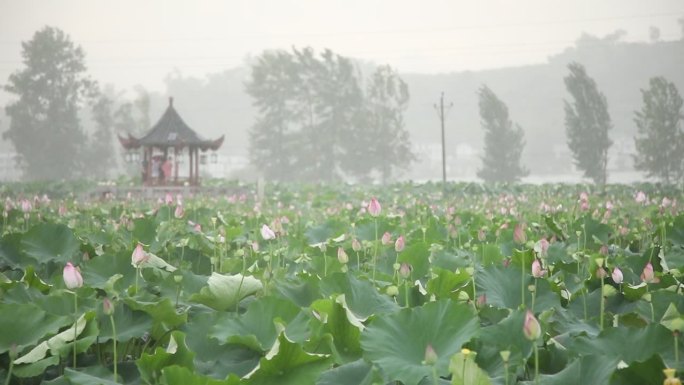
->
[199, 135, 224, 151]
[117, 134, 141, 149]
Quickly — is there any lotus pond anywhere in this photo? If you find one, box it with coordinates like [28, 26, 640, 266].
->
[1, 183, 684, 385]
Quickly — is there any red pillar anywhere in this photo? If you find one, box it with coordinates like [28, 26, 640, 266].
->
[188, 147, 193, 185]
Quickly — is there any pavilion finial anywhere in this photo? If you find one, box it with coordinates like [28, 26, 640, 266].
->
[169, 97, 174, 107]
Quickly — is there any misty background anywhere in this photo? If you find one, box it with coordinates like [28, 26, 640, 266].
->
[0, 0, 682, 183]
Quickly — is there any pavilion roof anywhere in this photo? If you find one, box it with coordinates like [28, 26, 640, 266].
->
[118, 97, 224, 151]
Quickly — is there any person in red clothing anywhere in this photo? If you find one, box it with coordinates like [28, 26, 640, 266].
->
[161, 157, 172, 185]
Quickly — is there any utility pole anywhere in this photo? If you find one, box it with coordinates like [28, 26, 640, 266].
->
[434, 92, 453, 190]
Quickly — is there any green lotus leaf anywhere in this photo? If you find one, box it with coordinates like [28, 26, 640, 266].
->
[124, 297, 188, 336]
[21, 223, 80, 265]
[360, 300, 479, 385]
[137, 331, 195, 384]
[274, 274, 322, 308]
[319, 273, 399, 320]
[80, 251, 137, 293]
[0, 303, 71, 354]
[210, 296, 304, 352]
[449, 351, 493, 385]
[63, 367, 120, 385]
[12, 355, 59, 378]
[14, 312, 88, 364]
[316, 359, 380, 385]
[243, 332, 332, 385]
[183, 310, 261, 379]
[190, 272, 263, 311]
[160, 365, 240, 385]
[0, 233, 25, 268]
[610, 354, 666, 385]
[133, 217, 157, 245]
[568, 324, 672, 364]
[476, 265, 559, 311]
[533, 354, 618, 385]
[310, 297, 362, 364]
[98, 302, 153, 343]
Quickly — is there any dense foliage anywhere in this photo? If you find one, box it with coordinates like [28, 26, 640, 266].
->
[246, 47, 414, 183]
[1, 182, 683, 384]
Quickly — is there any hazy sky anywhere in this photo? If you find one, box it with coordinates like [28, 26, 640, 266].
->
[0, 0, 682, 94]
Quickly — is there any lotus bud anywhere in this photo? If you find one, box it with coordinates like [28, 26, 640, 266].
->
[132, 243, 149, 266]
[386, 285, 399, 296]
[368, 197, 381, 217]
[641, 262, 655, 283]
[173, 274, 183, 284]
[399, 262, 412, 279]
[500, 350, 511, 363]
[103, 297, 114, 316]
[395, 236, 405, 252]
[423, 344, 438, 366]
[635, 191, 646, 204]
[531, 259, 546, 278]
[352, 238, 362, 252]
[381, 232, 392, 245]
[174, 204, 184, 218]
[260, 224, 276, 240]
[612, 267, 623, 284]
[513, 223, 527, 244]
[165, 193, 173, 205]
[523, 310, 541, 340]
[63, 262, 83, 290]
[337, 247, 349, 264]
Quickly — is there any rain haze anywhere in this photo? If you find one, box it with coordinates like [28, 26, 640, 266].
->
[0, 0, 682, 184]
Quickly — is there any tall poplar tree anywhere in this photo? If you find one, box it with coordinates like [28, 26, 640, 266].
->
[476, 85, 528, 183]
[564, 62, 612, 188]
[633, 77, 683, 184]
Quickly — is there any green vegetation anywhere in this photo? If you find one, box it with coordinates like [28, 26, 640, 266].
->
[0, 181, 683, 384]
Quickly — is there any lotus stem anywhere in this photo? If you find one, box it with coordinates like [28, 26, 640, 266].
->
[534, 343, 539, 385]
[109, 314, 118, 382]
[373, 219, 378, 282]
[521, 253, 526, 308]
[600, 275, 605, 331]
[73, 293, 78, 368]
[404, 281, 410, 308]
[675, 331, 680, 365]
[432, 365, 439, 385]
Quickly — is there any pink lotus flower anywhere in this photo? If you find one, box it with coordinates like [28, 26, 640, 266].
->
[395, 236, 405, 252]
[535, 238, 549, 257]
[174, 204, 184, 218]
[165, 193, 173, 205]
[662, 197, 672, 208]
[20, 199, 32, 213]
[513, 223, 527, 244]
[531, 259, 546, 278]
[260, 224, 276, 240]
[352, 238, 362, 252]
[381, 231, 392, 245]
[337, 247, 349, 264]
[611, 267, 623, 284]
[132, 243, 149, 266]
[523, 310, 541, 340]
[63, 262, 83, 290]
[641, 262, 656, 283]
[368, 198, 381, 217]
[635, 191, 646, 204]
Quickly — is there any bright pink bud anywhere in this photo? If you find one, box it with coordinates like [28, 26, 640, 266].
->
[132, 243, 149, 266]
[395, 236, 405, 252]
[63, 262, 83, 289]
[174, 204, 184, 219]
[260, 224, 276, 240]
[641, 262, 655, 283]
[611, 267, 623, 284]
[513, 223, 527, 244]
[352, 238, 362, 252]
[531, 259, 546, 278]
[337, 247, 349, 264]
[381, 231, 392, 245]
[368, 198, 381, 217]
[523, 310, 541, 340]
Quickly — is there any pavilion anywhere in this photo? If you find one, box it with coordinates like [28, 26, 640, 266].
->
[118, 97, 224, 186]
